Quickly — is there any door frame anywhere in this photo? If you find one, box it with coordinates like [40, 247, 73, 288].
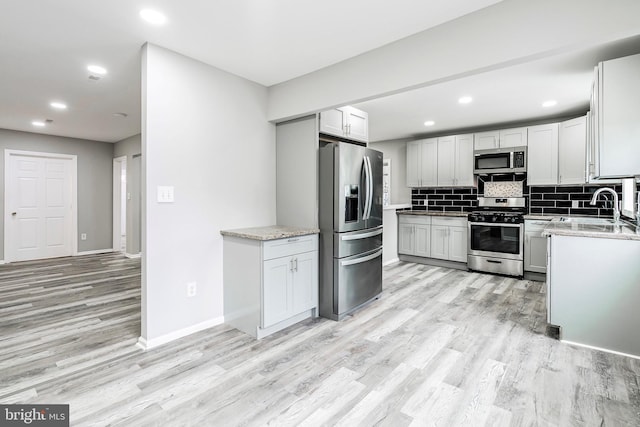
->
[4, 149, 78, 263]
[113, 156, 127, 252]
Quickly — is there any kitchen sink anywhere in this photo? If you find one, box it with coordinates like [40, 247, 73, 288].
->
[553, 216, 621, 225]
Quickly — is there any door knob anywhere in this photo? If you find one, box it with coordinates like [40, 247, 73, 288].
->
[11, 212, 16, 216]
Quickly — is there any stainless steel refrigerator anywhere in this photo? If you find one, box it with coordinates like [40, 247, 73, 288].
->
[319, 142, 383, 320]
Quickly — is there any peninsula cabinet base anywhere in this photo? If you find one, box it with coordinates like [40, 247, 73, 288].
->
[548, 235, 640, 359]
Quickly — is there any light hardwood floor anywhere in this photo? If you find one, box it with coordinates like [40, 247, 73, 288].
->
[1, 254, 639, 426]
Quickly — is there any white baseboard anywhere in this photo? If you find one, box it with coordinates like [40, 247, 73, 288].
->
[125, 252, 141, 259]
[0, 260, 5, 265]
[76, 249, 114, 256]
[561, 339, 640, 360]
[137, 316, 225, 350]
[383, 257, 400, 266]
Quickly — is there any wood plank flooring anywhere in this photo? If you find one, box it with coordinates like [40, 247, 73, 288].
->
[1, 255, 639, 426]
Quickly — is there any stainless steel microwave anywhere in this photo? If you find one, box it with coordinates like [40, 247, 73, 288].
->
[473, 146, 527, 174]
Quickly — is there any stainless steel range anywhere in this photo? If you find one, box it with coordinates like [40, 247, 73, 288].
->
[467, 197, 525, 277]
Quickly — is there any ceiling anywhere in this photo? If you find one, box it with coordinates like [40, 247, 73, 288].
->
[354, 34, 640, 142]
[0, 0, 502, 143]
[2, 1, 640, 144]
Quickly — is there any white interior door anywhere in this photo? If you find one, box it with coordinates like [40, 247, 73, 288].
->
[6, 151, 75, 262]
[113, 156, 127, 253]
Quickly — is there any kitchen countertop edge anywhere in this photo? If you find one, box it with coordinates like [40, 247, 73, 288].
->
[397, 211, 468, 218]
[542, 223, 640, 241]
[220, 225, 320, 241]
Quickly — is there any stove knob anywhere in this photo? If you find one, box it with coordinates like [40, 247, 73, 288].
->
[491, 216, 497, 222]
[512, 217, 517, 223]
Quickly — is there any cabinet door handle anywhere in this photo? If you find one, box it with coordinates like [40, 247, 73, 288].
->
[290, 259, 294, 272]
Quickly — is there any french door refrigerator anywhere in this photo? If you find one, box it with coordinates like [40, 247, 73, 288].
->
[319, 142, 383, 320]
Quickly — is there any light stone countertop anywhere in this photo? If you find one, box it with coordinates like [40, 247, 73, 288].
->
[523, 214, 554, 221]
[397, 211, 468, 218]
[384, 203, 412, 211]
[220, 225, 320, 241]
[542, 221, 640, 241]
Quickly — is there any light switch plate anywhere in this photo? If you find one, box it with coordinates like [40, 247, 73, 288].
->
[157, 186, 174, 203]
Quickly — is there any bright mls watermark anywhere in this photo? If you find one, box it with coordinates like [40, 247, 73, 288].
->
[1, 405, 69, 426]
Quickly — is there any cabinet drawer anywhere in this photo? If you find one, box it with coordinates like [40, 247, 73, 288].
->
[432, 217, 467, 227]
[263, 234, 318, 260]
[398, 215, 431, 226]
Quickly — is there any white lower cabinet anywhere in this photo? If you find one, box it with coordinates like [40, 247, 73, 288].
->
[398, 215, 467, 263]
[223, 234, 318, 338]
[524, 220, 549, 274]
[398, 215, 431, 257]
[430, 217, 467, 262]
[430, 225, 448, 259]
[263, 250, 316, 327]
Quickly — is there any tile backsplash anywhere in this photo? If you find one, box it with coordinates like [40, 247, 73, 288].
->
[411, 179, 639, 217]
[411, 187, 478, 212]
[528, 185, 622, 217]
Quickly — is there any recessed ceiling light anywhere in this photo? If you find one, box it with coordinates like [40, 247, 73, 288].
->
[50, 101, 67, 110]
[32, 120, 46, 127]
[424, 120, 435, 127]
[542, 100, 558, 108]
[458, 96, 473, 104]
[87, 65, 107, 75]
[140, 9, 167, 25]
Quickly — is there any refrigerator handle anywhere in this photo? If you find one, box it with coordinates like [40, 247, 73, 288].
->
[340, 249, 382, 267]
[340, 227, 383, 241]
[363, 156, 373, 220]
[367, 156, 374, 219]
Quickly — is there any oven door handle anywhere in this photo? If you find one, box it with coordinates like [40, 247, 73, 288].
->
[468, 222, 523, 228]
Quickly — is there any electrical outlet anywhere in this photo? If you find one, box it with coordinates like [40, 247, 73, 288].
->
[187, 282, 197, 297]
[572, 200, 579, 208]
[81, 233, 87, 240]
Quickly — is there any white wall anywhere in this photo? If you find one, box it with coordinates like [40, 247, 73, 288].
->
[369, 139, 411, 205]
[267, 0, 640, 121]
[141, 44, 276, 343]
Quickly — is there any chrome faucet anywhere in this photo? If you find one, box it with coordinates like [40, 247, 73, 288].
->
[590, 187, 620, 223]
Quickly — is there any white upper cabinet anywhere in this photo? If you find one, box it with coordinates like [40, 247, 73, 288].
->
[454, 134, 474, 187]
[319, 108, 345, 137]
[474, 127, 528, 150]
[344, 107, 368, 142]
[437, 136, 456, 186]
[499, 127, 528, 147]
[407, 134, 473, 188]
[527, 123, 559, 186]
[592, 53, 640, 178]
[558, 116, 587, 185]
[474, 131, 499, 150]
[527, 117, 587, 187]
[406, 141, 422, 188]
[406, 138, 437, 187]
[319, 106, 369, 143]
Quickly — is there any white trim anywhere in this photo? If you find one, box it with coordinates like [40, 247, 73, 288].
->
[0, 260, 5, 265]
[4, 149, 78, 262]
[76, 249, 114, 256]
[136, 316, 225, 350]
[561, 339, 640, 361]
[113, 156, 127, 253]
[383, 257, 400, 266]
[125, 252, 141, 259]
